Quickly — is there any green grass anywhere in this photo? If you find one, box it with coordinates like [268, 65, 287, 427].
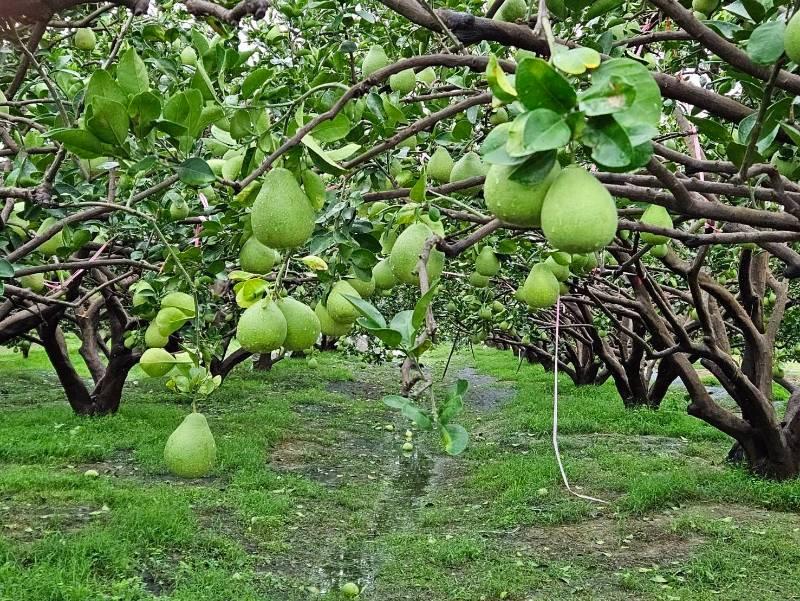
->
[2, 343, 800, 600]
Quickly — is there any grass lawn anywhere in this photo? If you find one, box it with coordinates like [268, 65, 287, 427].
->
[1, 343, 800, 600]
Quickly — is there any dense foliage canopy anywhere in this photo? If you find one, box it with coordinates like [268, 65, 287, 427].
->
[3, 0, 800, 478]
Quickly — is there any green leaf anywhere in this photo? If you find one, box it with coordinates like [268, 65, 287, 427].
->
[583, 115, 634, 168]
[49, 128, 116, 159]
[177, 157, 216, 186]
[163, 90, 203, 138]
[86, 70, 126, 107]
[234, 278, 268, 308]
[780, 122, 800, 147]
[402, 403, 433, 430]
[438, 390, 464, 425]
[312, 112, 351, 143]
[440, 423, 469, 455]
[591, 58, 661, 146]
[383, 394, 410, 409]
[515, 57, 577, 114]
[230, 109, 254, 141]
[740, 0, 765, 22]
[86, 97, 129, 146]
[302, 134, 346, 175]
[585, 0, 624, 20]
[480, 122, 524, 166]
[0, 259, 13, 278]
[409, 168, 427, 202]
[747, 20, 786, 65]
[389, 310, 415, 348]
[412, 281, 439, 329]
[241, 67, 271, 99]
[685, 115, 731, 143]
[553, 46, 601, 75]
[343, 294, 387, 328]
[507, 108, 571, 155]
[326, 143, 360, 161]
[486, 54, 517, 103]
[368, 328, 404, 347]
[117, 48, 149, 96]
[128, 92, 161, 137]
[191, 61, 217, 102]
[509, 150, 557, 184]
[578, 76, 636, 116]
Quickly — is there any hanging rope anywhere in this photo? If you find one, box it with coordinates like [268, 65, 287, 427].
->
[552, 297, 610, 505]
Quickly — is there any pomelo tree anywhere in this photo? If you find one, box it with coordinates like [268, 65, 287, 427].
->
[3, 0, 800, 477]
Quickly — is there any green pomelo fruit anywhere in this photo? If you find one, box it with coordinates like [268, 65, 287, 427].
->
[74, 28, 96, 50]
[518, 263, 560, 309]
[236, 298, 287, 353]
[639, 204, 672, 245]
[398, 135, 417, 149]
[484, 161, 560, 227]
[169, 198, 190, 221]
[36, 218, 64, 256]
[650, 243, 668, 258]
[551, 251, 571, 266]
[341, 582, 360, 597]
[362, 45, 390, 77]
[208, 158, 226, 177]
[540, 166, 618, 253]
[428, 147, 454, 184]
[240, 237, 279, 274]
[347, 275, 376, 298]
[479, 306, 493, 320]
[251, 168, 316, 249]
[145, 323, 169, 348]
[315, 302, 352, 337]
[180, 46, 197, 66]
[469, 272, 490, 288]
[307, 357, 319, 369]
[449, 152, 488, 193]
[19, 273, 45, 293]
[389, 223, 445, 285]
[277, 297, 321, 351]
[475, 246, 500, 277]
[222, 154, 244, 181]
[544, 256, 570, 282]
[494, 0, 528, 21]
[389, 68, 416, 94]
[492, 300, 505, 313]
[417, 66, 436, 86]
[154, 307, 188, 335]
[786, 12, 800, 63]
[164, 412, 216, 478]
[326, 280, 362, 323]
[373, 259, 396, 290]
[691, 0, 717, 14]
[569, 253, 588, 273]
[161, 291, 196, 317]
[139, 348, 175, 378]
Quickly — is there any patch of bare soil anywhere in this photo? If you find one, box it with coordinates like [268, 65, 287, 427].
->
[518, 512, 702, 571]
[515, 502, 800, 573]
[65, 449, 140, 478]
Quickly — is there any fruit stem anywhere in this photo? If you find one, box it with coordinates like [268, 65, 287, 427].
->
[272, 251, 293, 299]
